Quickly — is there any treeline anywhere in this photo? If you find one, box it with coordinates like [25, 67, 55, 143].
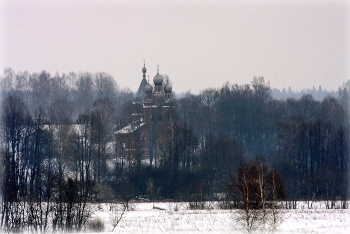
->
[0, 68, 134, 232]
[175, 77, 349, 203]
[0, 69, 349, 231]
[271, 86, 339, 101]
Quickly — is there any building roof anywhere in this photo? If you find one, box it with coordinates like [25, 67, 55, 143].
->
[115, 118, 145, 134]
[134, 77, 148, 104]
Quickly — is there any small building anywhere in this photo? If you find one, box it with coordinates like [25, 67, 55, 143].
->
[115, 62, 175, 165]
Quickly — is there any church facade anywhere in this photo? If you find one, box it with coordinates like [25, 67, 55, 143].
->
[115, 62, 174, 165]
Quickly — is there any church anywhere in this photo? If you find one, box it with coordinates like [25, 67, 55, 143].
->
[115, 62, 175, 165]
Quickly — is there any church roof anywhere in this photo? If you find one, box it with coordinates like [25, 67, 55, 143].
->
[115, 118, 145, 134]
[134, 77, 148, 104]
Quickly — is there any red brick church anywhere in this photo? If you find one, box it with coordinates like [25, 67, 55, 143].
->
[115, 62, 174, 165]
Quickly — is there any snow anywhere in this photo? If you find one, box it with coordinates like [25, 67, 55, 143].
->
[281, 209, 350, 233]
[115, 119, 145, 134]
[86, 202, 350, 234]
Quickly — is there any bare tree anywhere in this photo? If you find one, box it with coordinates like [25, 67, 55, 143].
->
[1, 94, 33, 233]
[228, 157, 286, 233]
[1, 68, 15, 94]
[94, 72, 119, 101]
[109, 200, 129, 232]
[90, 98, 115, 183]
[76, 73, 94, 115]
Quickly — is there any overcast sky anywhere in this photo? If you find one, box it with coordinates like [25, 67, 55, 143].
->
[1, 0, 349, 94]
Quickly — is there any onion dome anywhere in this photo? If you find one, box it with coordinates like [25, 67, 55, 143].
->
[164, 81, 172, 93]
[153, 65, 163, 85]
[145, 82, 153, 93]
[153, 74, 163, 85]
[142, 66, 147, 73]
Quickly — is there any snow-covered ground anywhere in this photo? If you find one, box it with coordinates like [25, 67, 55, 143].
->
[88, 202, 350, 234]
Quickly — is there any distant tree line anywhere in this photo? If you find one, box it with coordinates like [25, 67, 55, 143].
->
[174, 77, 349, 202]
[0, 68, 349, 232]
[271, 85, 339, 101]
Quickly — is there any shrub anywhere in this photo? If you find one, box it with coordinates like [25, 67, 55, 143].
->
[87, 218, 105, 232]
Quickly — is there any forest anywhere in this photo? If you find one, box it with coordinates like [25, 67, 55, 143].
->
[0, 68, 349, 232]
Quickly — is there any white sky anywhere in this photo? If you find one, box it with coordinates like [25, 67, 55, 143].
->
[1, 0, 349, 94]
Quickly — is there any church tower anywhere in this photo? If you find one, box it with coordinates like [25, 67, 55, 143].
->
[153, 65, 165, 103]
[116, 61, 174, 164]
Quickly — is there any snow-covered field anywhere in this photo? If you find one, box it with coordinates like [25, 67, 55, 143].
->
[89, 202, 350, 234]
